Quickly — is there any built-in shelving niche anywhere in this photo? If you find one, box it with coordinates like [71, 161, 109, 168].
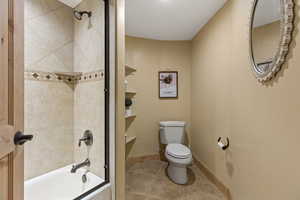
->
[125, 65, 137, 147]
[125, 65, 137, 76]
[125, 135, 136, 144]
[125, 113, 136, 119]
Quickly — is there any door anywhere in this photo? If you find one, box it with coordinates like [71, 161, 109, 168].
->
[0, 0, 26, 200]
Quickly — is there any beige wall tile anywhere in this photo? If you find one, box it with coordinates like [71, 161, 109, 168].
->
[25, 0, 63, 21]
[72, 0, 106, 180]
[73, 81, 105, 179]
[24, 80, 74, 180]
[24, 0, 106, 186]
[25, 0, 74, 72]
[24, 0, 75, 180]
[73, 0, 105, 72]
[33, 42, 74, 72]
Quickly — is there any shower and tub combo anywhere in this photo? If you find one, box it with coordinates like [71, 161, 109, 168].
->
[24, 0, 112, 199]
[25, 131, 104, 200]
[25, 165, 105, 200]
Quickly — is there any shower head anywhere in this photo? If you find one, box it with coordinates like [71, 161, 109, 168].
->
[73, 10, 92, 20]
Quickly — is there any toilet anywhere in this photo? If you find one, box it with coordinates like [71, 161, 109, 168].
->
[160, 121, 192, 185]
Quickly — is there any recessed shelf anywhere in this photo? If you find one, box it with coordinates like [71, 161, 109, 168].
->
[54, 72, 82, 77]
[125, 135, 136, 144]
[125, 113, 136, 119]
[125, 90, 136, 95]
[125, 65, 137, 75]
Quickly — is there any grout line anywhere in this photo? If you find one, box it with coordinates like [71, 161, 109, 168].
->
[25, 40, 74, 69]
[25, 1, 68, 22]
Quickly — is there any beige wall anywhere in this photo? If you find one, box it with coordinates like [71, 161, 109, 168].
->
[191, 1, 300, 199]
[24, 0, 74, 179]
[253, 21, 281, 63]
[125, 36, 191, 157]
[191, 1, 232, 188]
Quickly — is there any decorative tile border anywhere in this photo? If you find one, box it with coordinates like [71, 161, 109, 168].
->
[77, 70, 105, 83]
[25, 70, 104, 84]
[25, 71, 77, 84]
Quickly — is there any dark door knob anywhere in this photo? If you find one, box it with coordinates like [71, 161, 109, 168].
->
[14, 131, 33, 145]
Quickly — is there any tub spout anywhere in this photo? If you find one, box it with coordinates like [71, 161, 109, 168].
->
[71, 159, 91, 173]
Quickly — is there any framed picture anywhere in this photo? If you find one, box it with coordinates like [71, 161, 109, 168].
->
[159, 71, 178, 98]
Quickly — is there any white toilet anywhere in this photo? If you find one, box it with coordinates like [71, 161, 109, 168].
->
[160, 121, 192, 185]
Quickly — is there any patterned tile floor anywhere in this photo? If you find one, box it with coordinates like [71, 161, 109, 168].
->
[126, 160, 226, 200]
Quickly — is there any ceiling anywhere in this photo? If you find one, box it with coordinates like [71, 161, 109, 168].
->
[125, 0, 227, 41]
[254, 0, 281, 27]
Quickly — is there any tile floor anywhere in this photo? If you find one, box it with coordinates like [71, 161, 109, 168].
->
[126, 159, 226, 200]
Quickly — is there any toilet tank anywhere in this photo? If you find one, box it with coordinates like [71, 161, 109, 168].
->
[159, 121, 186, 144]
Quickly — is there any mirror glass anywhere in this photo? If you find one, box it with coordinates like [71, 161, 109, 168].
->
[251, 0, 281, 74]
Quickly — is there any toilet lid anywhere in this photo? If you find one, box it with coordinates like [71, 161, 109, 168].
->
[166, 144, 191, 159]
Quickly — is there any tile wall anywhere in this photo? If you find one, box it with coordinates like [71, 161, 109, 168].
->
[73, 0, 105, 179]
[24, 0, 105, 180]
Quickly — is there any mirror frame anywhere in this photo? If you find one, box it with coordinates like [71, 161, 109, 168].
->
[249, 0, 295, 82]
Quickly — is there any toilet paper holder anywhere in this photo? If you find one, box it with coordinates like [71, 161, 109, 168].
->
[217, 137, 229, 150]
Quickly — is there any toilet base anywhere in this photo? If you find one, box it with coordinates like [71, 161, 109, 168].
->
[167, 163, 188, 185]
[164, 145, 192, 185]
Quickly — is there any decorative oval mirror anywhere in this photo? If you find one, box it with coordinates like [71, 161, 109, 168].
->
[250, 0, 295, 82]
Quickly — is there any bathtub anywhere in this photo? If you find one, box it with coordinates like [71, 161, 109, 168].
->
[25, 165, 108, 200]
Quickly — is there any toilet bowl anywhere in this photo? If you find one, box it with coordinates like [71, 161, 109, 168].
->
[165, 143, 192, 184]
[159, 121, 192, 184]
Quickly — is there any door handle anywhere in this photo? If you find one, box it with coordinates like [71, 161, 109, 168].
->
[14, 131, 33, 145]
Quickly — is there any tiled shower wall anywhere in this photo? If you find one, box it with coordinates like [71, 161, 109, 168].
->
[25, 0, 105, 180]
[25, 0, 74, 72]
[73, 0, 105, 179]
[24, 0, 74, 180]
[73, 0, 104, 73]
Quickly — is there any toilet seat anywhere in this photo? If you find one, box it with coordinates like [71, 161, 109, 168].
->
[166, 144, 191, 159]
[165, 144, 193, 184]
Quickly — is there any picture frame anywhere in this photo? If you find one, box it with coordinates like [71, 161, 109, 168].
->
[159, 71, 178, 98]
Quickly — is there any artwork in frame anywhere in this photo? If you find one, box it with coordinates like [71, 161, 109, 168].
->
[159, 71, 178, 98]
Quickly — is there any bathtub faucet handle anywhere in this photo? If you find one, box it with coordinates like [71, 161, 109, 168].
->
[78, 130, 93, 147]
[78, 138, 86, 147]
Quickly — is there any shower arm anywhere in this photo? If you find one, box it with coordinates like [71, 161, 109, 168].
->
[73, 10, 92, 20]
[79, 11, 92, 18]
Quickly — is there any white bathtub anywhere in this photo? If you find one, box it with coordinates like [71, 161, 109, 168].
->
[25, 165, 107, 200]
